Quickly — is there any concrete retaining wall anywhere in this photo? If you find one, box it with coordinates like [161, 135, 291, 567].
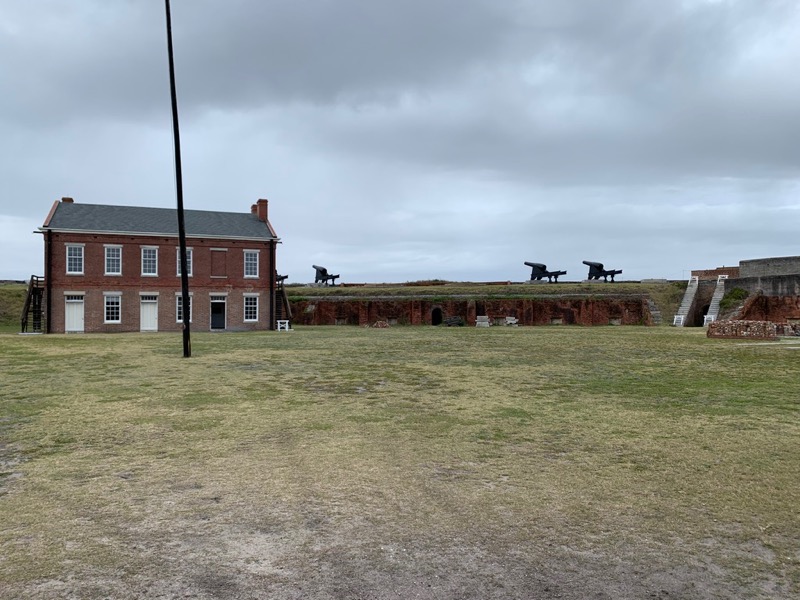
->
[739, 256, 800, 278]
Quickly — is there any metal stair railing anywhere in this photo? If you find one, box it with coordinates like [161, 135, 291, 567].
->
[21, 275, 45, 333]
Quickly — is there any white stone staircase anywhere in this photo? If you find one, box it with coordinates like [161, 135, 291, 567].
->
[703, 275, 728, 326]
[673, 276, 699, 326]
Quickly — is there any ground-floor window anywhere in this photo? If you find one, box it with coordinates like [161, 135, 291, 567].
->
[176, 293, 192, 323]
[104, 293, 121, 323]
[244, 294, 259, 322]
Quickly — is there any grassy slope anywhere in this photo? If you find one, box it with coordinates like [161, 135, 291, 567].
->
[0, 283, 26, 333]
[0, 327, 797, 598]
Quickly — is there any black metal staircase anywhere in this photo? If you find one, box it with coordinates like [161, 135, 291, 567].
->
[21, 275, 45, 333]
[274, 274, 292, 327]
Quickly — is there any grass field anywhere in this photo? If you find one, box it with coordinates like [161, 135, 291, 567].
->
[0, 283, 26, 334]
[1, 326, 798, 599]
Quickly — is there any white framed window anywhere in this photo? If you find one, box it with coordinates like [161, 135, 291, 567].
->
[141, 246, 158, 276]
[104, 245, 122, 275]
[66, 244, 84, 275]
[244, 294, 259, 322]
[244, 250, 259, 278]
[104, 293, 122, 323]
[176, 247, 193, 277]
[176, 293, 193, 323]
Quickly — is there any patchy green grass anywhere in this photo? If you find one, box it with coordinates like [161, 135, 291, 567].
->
[720, 287, 751, 313]
[0, 282, 26, 333]
[0, 326, 798, 598]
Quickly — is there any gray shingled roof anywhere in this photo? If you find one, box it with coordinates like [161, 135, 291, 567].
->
[43, 203, 277, 240]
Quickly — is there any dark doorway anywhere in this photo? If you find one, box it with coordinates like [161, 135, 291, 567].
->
[696, 304, 711, 327]
[431, 307, 443, 326]
[211, 300, 226, 330]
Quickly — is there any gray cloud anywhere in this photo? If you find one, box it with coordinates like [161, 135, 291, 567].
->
[2, 0, 799, 282]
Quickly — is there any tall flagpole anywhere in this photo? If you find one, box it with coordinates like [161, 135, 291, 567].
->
[164, 0, 191, 357]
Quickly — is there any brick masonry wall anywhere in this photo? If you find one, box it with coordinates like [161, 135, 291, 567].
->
[46, 232, 275, 333]
[290, 297, 653, 326]
[690, 267, 740, 280]
[739, 294, 800, 323]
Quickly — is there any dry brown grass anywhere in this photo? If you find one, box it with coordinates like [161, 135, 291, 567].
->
[1, 326, 798, 598]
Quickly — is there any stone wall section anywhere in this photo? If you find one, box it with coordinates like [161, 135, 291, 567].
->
[707, 320, 778, 339]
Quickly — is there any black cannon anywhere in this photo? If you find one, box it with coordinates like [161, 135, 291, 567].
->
[312, 265, 339, 286]
[276, 273, 288, 284]
[524, 262, 567, 283]
[583, 261, 622, 282]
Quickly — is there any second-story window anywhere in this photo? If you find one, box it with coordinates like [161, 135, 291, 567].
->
[141, 247, 158, 276]
[244, 250, 259, 278]
[105, 245, 122, 275]
[66, 244, 84, 275]
[176, 247, 193, 277]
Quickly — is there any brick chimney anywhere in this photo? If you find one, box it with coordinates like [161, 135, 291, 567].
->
[254, 198, 268, 223]
[61, 197, 74, 203]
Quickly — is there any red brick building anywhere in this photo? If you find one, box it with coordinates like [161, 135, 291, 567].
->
[38, 197, 280, 333]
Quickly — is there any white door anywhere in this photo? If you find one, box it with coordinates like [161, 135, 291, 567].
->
[140, 295, 158, 332]
[65, 295, 84, 333]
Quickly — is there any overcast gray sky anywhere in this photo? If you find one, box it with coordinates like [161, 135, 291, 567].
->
[2, 0, 798, 283]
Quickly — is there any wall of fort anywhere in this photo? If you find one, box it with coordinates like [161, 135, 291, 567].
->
[724, 275, 800, 298]
[690, 266, 740, 280]
[739, 256, 800, 278]
[290, 296, 654, 327]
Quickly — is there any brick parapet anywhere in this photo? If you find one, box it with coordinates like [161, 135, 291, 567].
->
[690, 267, 740, 281]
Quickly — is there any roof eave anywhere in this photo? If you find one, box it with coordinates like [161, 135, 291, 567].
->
[38, 226, 277, 243]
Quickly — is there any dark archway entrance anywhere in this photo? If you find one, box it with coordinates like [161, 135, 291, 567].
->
[431, 307, 443, 326]
[694, 304, 711, 327]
